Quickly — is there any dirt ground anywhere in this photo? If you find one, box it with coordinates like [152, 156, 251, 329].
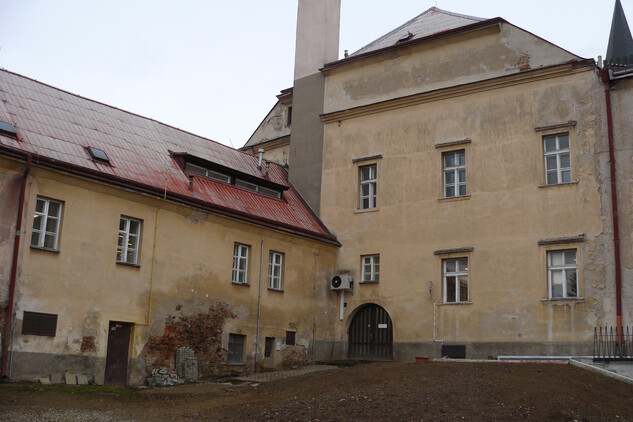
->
[2, 361, 633, 421]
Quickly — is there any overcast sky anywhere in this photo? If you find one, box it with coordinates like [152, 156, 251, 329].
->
[1, 1, 630, 148]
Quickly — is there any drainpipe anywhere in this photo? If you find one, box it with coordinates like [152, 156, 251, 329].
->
[1, 153, 32, 379]
[254, 237, 264, 373]
[601, 68, 623, 345]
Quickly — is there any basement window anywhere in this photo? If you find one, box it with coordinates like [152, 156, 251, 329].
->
[86, 146, 110, 164]
[22, 311, 58, 337]
[0, 121, 17, 138]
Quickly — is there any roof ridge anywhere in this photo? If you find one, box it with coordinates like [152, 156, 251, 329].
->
[430, 7, 485, 22]
[0, 67, 253, 158]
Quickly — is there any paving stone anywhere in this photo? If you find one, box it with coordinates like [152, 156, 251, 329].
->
[64, 373, 77, 385]
[50, 373, 63, 384]
[77, 374, 89, 385]
[38, 376, 51, 385]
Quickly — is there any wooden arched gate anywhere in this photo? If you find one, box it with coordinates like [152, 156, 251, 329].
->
[348, 304, 393, 359]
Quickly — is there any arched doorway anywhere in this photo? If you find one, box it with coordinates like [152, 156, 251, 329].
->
[348, 304, 393, 359]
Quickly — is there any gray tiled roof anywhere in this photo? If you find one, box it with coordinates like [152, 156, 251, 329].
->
[352, 7, 485, 56]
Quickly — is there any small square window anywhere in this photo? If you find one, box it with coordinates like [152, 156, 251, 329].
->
[268, 251, 284, 290]
[117, 216, 142, 265]
[22, 311, 58, 337]
[228, 333, 245, 364]
[232, 243, 250, 284]
[443, 150, 466, 198]
[543, 133, 571, 185]
[286, 331, 296, 346]
[443, 258, 468, 303]
[547, 249, 578, 298]
[86, 147, 110, 163]
[361, 255, 380, 282]
[31, 197, 63, 250]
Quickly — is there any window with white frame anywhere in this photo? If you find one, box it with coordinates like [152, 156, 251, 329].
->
[443, 150, 466, 197]
[31, 197, 63, 250]
[544, 133, 571, 185]
[359, 164, 377, 209]
[232, 243, 250, 284]
[185, 162, 231, 183]
[362, 255, 380, 282]
[117, 217, 141, 264]
[443, 258, 468, 303]
[268, 251, 283, 290]
[228, 333, 245, 364]
[547, 249, 577, 298]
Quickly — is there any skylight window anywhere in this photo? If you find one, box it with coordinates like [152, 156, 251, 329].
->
[86, 147, 110, 163]
[396, 32, 414, 43]
[0, 121, 17, 138]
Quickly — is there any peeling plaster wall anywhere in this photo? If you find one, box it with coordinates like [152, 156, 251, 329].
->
[320, 52, 612, 356]
[323, 23, 579, 114]
[1, 163, 338, 384]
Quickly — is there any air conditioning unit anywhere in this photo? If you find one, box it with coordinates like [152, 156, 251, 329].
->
[330, 274, 353, 291]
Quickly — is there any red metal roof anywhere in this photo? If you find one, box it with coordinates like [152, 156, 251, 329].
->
[0, 69, 337, 245]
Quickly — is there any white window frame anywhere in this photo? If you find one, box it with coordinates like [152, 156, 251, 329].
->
[443, 150, 466, 198]
[359, 164, 377, 210]
[185, 162, 230, 183]
[117, 216, 141, 264]
[543, 133, 571, 185]
[232, 243, 250, 284]
[547, 249, 578, 298]
[361, 254, 380, 282]
[268, 251, 284, 290]
[443, 258, 469, 303]
[31, 197, 63, 250]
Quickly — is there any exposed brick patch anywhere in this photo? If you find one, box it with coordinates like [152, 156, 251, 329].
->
[517, 54, 531, 71]
[281, 344, 308, 368]
[141, 303, 235, 379]
[80, 336, 96, 352]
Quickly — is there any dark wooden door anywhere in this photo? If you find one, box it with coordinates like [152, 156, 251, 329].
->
[104, 321, 131, 386]
[348, 304, 393, 359]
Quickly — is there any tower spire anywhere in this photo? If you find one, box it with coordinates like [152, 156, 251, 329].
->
[606, 0, 633, 67]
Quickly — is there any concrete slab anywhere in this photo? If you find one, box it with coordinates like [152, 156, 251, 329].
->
[76, 374, 89, 385]
[571, 359, 633, 385]
[64, 373, 77, 385]
[38, 376, 51, 385]
[50, 373, 62, 384]
[237, 365, 337, 383]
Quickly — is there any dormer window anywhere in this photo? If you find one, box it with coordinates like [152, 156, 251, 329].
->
[86, 147, 110, 164]
[236, 179, 282, 199]
[185, 162, 230, 183]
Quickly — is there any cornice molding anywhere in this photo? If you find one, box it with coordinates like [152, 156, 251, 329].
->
[321, 62, 595, 124]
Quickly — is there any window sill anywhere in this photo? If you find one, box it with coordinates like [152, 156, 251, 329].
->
[116, 261, 140, 268]
[268, 287, 284, 293]
[227, 362, 246, 366]
[436, 301, 473, 306]
[354, 207, 380, 214]
[541, 297, 585, 304]
[438, 195, 471, 203]
[30, 246, 60, 253]
[232, 282, 250, 287]
[538, 181, 579, 188]
[359, 281, 379, 285]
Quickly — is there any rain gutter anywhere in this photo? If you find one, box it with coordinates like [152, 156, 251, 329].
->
[1, 153, 31, 379]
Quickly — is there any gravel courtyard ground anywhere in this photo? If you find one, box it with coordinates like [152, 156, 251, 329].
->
[1, 361, 633, 421]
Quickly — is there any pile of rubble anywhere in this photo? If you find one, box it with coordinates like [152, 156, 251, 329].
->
[147, 346, 199, 387]
[38, 372, 92, 385]
[147, 368, 185, 387]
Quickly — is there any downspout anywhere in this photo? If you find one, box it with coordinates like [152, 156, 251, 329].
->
[254, 237, 264, 373]
[601, 68, 623, 345]
[1, 153, 31, 379]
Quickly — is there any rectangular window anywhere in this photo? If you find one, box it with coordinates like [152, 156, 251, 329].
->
[443, 258, 468, 303]
[185, 162, 231, 183]
[547, 250, 578, 298]
[228, 333, 245, 364]
[117, 217, 141, 264]
[359, 164, 377, 209]
[544, 133, 571, 185]
[232, 243, 250, 284]
[286, 331, 296, 346]
[264, 337, 274, 357]
[362, 255, 380, 282]
[31, 197, 63, 250]
[443, 150, 466, 198]
[21, 311, 58, 337]
[268, 251, 284, 290]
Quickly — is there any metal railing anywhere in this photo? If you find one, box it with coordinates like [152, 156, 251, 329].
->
[593, 326, 633, 362]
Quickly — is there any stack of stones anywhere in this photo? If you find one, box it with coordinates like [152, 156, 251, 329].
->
[147, 368, 184, 387]
[176, 346, 198, 382]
